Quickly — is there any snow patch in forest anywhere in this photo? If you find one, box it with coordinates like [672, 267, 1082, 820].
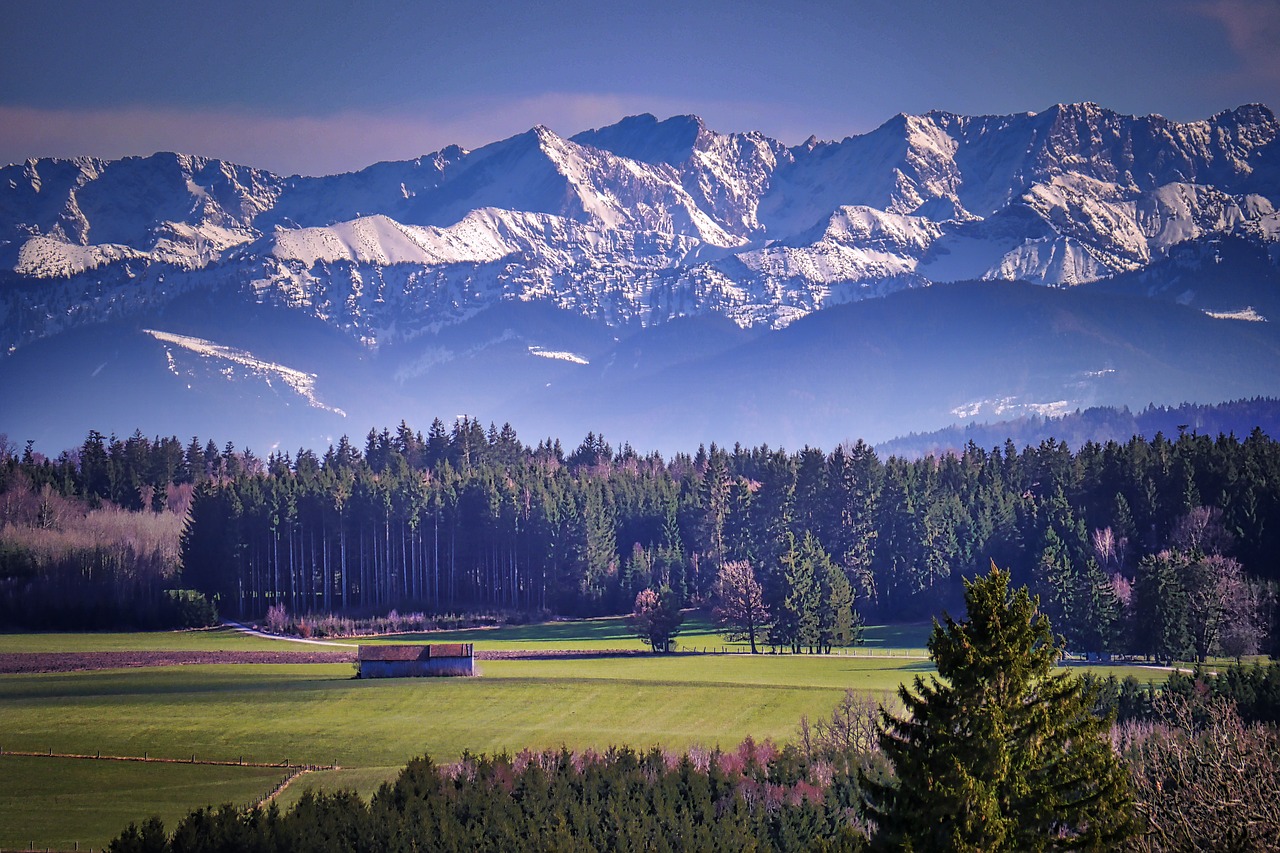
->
[1204, 306, 1267, 322]
[528, 346, 589, 365]
[142, 329, 346, 416]
[952, 397, 1073, 420]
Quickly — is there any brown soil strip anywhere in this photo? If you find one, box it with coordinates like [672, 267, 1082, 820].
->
[0, 650, 356, 674]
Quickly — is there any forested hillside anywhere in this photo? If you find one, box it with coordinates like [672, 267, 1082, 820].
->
[877, 398, 1280, 460]
[3, 422, 1277, 656]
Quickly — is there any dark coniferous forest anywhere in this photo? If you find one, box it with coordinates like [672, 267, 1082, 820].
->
[2, 418, 1278, 660]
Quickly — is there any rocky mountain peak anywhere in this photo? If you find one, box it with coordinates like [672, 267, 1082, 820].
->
[1, 103, 1277, 351]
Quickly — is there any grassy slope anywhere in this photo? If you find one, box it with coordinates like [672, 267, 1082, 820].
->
[0, 755, 286, 851]
[0, 657, 867, 848]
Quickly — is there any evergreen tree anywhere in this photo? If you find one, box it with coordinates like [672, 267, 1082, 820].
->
[1131, 551, 1191, 663]
[1033, 527, 1078, 645]
[826, 441, 880, 608]
[783, 533, 822, 653]
[863, 562, 1135, 851]
[822, 553, 860, 652]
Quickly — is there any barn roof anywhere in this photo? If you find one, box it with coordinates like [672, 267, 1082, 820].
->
[428, 643, 473, 658]
[357, 643, 473, 661]
[359, 645, 426, 662]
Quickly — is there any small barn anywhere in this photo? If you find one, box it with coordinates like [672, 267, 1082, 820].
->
[357, 643, 474, 678]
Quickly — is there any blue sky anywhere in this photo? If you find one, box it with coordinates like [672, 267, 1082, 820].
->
[2, 0, 1278, 176]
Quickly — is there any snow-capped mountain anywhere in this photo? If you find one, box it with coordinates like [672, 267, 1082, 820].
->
[4, 103, 1278, 355]
[4, 103, 1280, 454]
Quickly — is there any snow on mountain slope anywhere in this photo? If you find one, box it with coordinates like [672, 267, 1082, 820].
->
[240, 203, 728, 346]
[13, 234, 144, 277]
[143, 328, 346, 415]
[727, 207, 947, 294]
[2, 103, 1279, 351]
[759, 114, 960, 235]
[269, 213, 519, 267]
[0, 153, 278, 277]
[263, 146, 466, 229]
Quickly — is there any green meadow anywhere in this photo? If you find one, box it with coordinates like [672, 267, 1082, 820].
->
[349, 613, 937, 653]
[0, 619, 1166, 850]
[0, 615, 932, 654]
[0, 756, 287, 852]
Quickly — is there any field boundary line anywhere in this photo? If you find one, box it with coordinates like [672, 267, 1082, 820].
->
[260, 766, 320, 807]
[0, 748, 338, 771]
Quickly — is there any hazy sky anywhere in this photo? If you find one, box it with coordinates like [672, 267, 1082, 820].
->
[2, 0, 1278, 176]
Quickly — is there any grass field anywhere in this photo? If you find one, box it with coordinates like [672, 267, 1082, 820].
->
[0, 755, 287, 852]
[340, 613, 936, 654]
[0, 615, 932, 654]
[0, 617, 1167, 850]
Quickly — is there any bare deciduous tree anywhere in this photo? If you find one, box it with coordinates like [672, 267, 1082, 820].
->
[713, 560, 770, 654]
[1182, 552, 1251, 662]
[1170, 506, 1234, 557]
[798, 688, 881, 761]
[632, 586, 682, 653]
[1119, 695, 1280, 851]
[1093, 525, 1127, 571]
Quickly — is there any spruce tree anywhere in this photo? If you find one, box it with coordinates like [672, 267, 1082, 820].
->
[862, 562, 1135, 851]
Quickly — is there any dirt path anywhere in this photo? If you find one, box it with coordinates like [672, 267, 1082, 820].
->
[224, 621, 356, 648]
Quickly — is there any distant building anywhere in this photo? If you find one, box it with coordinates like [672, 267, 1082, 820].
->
[357, 643, 474, 678]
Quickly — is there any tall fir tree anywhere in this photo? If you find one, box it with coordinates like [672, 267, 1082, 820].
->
[863, 562, 1136, 851]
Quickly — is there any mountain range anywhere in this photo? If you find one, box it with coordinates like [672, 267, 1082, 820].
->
[2, 103, 1279, 454]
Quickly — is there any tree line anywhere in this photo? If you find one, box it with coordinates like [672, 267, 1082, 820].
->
[3, 421, 1278, 654]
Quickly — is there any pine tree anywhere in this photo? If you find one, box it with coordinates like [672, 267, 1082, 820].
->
[784, 533, 822, 653]
[822, 555, 858, 652]
[1131, 551, 1191, 663]
[1033, 527, 1078, 645]
[863, 562, 1135, 851]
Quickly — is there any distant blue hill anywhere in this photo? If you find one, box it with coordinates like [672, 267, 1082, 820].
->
[876, 398, 1280, 460]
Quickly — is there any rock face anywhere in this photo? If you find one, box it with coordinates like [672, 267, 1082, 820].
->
[2, 104, 1277, 352]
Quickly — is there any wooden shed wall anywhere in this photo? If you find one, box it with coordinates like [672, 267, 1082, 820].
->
[359, 658, 474, 678]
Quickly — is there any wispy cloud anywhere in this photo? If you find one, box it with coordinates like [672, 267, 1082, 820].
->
[0, 94, 866, 177]
[1194, 0, 1280, 90]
